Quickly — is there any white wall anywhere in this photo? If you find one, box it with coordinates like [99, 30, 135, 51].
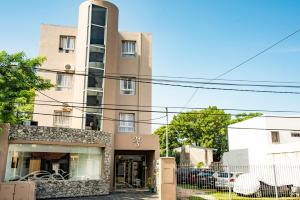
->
[226, 116, 300, 166]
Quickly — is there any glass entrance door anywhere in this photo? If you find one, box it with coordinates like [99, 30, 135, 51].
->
[115, 155, 146, 189]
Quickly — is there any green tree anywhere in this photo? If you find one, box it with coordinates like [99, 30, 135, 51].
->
[154, 106, 261, 161]
[154, 125, 182, 157]
[230, 112, 262, 124]
[0, 51, 53, 124]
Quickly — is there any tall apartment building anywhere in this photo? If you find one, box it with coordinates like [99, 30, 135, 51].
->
[29, 0, 159, 190]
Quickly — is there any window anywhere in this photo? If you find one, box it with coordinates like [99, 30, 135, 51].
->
[271, 131, 280, 143]
[91, 5, 106, 26]
[91, 26, 105, 46]
[53, 111, 71, 127]
[119, 113, 135, 133]
[59, 36, 75, 53]
[120, 77, 136, 95]
[56, 73, 73, 91]
[85, 113, 101, 130]
[5, 144, 103, 181]
[122, 41, 136, 57]
[88, 68, 104, 89]
[291, 132, 300, 137]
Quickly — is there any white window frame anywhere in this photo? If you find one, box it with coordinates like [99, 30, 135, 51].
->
[59, 36, 76, 53]
[53, 111, 71, 128]
[120, 77, 136, 95]
[56, 73, 73, 91]
[121, 40, 136, 57]
[118, 113, 135, 133]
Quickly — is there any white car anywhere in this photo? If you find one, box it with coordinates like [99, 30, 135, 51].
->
[234, 173, 293, 197]
[214, 172, 243, 190]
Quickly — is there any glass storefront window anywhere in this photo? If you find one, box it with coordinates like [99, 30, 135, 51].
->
[5, 144, 103, 181]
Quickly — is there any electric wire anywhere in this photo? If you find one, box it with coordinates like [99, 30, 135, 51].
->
[182, 27, 300, 107]
[16, 111, 300, 132]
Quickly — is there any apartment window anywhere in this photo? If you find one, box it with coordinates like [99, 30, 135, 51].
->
[122, 41, 136, 57]
[53, 111, 71, 127]
[271, 131, 280, 143]
[91, 26, 105, 46]
[85, 113, 101, 131]
[120, 77, 136, 95]
[59, 36, 75, 53]
[56, 73, 73, 91]
[119, 113, 135, 133]
[291, 132, 300, 137]
[91, 5, 106, 26]
[88, 68, 104, 89]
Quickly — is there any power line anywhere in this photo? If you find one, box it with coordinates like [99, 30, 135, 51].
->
[37, 68, 300, 88]
[4, 98, 300, 114]
[182, 27, 300, 107]
[36, 68, 300, 95]
[17, 111, 300, 132]
[7, 101, 300, 120]
[43, 68, 300, 85]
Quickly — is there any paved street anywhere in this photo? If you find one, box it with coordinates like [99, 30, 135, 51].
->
[43, 191, 159, 200]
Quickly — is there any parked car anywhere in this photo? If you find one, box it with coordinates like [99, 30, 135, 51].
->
[214, 171, 242, 190]
[195, 170, 216, 188]
[177, 168, 201, 184]
[234, 173, 293, 197]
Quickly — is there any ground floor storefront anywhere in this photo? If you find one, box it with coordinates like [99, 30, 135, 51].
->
[0, 124, 160, 199]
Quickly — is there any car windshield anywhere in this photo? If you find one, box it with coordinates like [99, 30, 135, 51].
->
[218, 172, 233, 178]
[199, 171, 214, 176]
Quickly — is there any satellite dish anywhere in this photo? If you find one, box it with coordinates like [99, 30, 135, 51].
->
[65, 64, 72, 70]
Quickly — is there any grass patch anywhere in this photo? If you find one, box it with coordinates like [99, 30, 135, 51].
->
[190, 191, 300, 200]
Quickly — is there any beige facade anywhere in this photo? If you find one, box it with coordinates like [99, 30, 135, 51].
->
[30, 0, 158, 190]
[175, 145, 214, 167]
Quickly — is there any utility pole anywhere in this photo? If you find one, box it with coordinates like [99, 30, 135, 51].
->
[165, 107, 169, 157]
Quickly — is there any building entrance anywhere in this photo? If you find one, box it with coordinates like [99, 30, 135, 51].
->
[115, 155, 146, 189]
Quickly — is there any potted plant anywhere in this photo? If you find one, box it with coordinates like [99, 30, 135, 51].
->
[146, 176, 155, 193]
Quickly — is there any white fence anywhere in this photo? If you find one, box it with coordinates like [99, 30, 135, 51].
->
[176, 165, 300, 200]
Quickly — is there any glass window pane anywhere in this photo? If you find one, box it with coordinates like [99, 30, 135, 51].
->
[92, 5, 106, 26]
[119, 113, 135, 133]
[5, 144, 103, 181]
[86, 90, 103, 107]
[90, 26, 105, 45]
[122, 41, 136, 57]
[88, 68, 104, 89]
[85, 114, 101, 130]
[89, 52, 104, 63]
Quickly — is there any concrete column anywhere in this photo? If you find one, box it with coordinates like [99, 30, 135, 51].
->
[157, 157, 176, 200]
[0, 123, 10, 182]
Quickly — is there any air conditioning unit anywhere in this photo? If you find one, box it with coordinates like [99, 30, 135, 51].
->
[65, 64, 75, 73]
[62, 107, 72, 112]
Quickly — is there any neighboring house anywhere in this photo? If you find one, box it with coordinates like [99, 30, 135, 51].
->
[1, 0, 159, 196]
[223, 116, 300, 167]
[174, 145, 214, 167]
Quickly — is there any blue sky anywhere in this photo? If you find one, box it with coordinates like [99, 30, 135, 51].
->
[1, 0, 300, 129]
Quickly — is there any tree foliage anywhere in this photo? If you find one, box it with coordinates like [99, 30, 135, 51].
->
[0, 51, 53, 124]
[230, 112, 262, 124]
[154, 106, 261, 161]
